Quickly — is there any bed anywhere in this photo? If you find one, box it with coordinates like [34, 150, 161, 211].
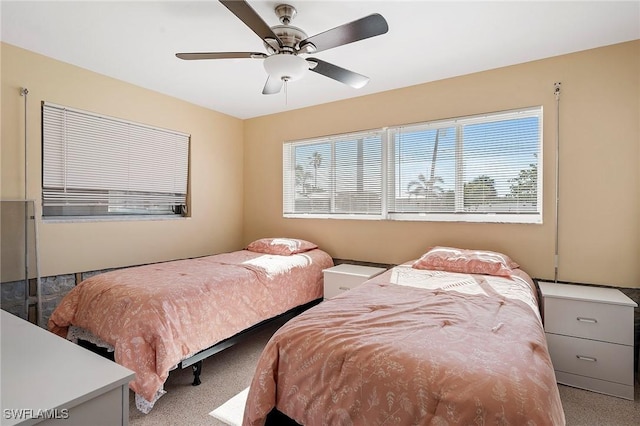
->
[243, 246, 566, 425]
[48, 238, 333, 414]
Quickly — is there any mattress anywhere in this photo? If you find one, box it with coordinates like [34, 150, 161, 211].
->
[244, 263, 565, 425]
[48, 248, 333, 412]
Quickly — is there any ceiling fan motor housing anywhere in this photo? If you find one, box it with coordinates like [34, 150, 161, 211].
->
[266, 4, 315, 54]
[266, 25, 308, 53]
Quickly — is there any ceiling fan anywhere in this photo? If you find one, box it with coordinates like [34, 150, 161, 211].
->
[176, 0, 389, 95]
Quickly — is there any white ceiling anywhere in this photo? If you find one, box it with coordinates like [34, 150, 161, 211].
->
[2, 1, 639, 119]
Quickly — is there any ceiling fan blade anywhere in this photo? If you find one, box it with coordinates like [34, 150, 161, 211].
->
[300, 14, 388, 54]
[307, 58, 369, 89]
[176, 52, 267, 60]
[219, 0, 283, 48]
[262, 76, 283, 95]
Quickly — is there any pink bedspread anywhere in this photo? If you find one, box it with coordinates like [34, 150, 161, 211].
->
[244, 264, 565, 425]
[48, 249, 333, 409]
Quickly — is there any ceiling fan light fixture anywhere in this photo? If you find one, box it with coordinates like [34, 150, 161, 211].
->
[263, 54, 308, 82]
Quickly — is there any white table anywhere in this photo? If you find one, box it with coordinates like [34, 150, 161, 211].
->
[1, 310, 135, 425]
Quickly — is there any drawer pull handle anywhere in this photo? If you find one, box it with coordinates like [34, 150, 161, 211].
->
[576, 317, 597, 324]
[339, 286, 350, 291]
[576, 355, 597, 362]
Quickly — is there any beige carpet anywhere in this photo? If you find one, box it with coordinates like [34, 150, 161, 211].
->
[129, 317, 639, 425]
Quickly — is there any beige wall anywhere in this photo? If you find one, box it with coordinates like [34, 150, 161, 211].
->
[1, 43, 245, 277]
[2, 41, 637, 288]
[243, 40, 640, 288]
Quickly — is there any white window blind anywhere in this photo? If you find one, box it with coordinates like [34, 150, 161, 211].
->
[283, 107, 542, 224]
[42, 102, 189, 217]
[388, 122, 458, 214]
[388, 107, 542, 222]
[283, 130, 383, 217]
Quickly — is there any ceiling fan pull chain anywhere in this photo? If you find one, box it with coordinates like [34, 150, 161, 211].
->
[284, 78, 288, 105]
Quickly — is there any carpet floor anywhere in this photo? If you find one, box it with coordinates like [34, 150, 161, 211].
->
[129, 317, 639, 426]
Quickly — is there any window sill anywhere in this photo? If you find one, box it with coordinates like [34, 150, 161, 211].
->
[283, 212, 541, 224]
[42, 215, 188, 224]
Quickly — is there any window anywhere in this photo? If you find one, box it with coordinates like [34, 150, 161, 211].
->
[42, 102, 190, 219]
[284, 107, 542, 224]
[283, 130, 383, 218]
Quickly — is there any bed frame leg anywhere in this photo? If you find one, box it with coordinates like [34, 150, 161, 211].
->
[192, 361, 202, 386]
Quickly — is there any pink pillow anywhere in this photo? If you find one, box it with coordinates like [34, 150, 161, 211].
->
[246, 238, 318, 256]
[412, 246, 518, 277]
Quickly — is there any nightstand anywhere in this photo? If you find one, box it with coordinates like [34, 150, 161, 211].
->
[538, 281, 637, 400]
[323, 264, 386, 299]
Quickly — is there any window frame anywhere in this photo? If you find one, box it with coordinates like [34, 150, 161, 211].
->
[283, 106, 543, 224]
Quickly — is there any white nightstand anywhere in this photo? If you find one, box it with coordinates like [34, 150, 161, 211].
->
[538, 281, 637, 400]
[323, 264, 387, 299]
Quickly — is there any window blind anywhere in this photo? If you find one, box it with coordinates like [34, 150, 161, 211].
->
[283, 130, 383, 217]
[42, 102, 189, 215]
[283, 106, 542, 223]
[389, 108, 541, 221]
[388, 122, 458, 214]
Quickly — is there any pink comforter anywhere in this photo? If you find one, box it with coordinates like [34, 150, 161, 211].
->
[244, 264, 565, 425]
[48, 249, 333, 407]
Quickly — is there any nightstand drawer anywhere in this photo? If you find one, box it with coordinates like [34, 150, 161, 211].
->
[545, 333, 634, 386]
[323, 264, 386, 299]
[324, 275, 364, 299]
[544, 297, 634, 345]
